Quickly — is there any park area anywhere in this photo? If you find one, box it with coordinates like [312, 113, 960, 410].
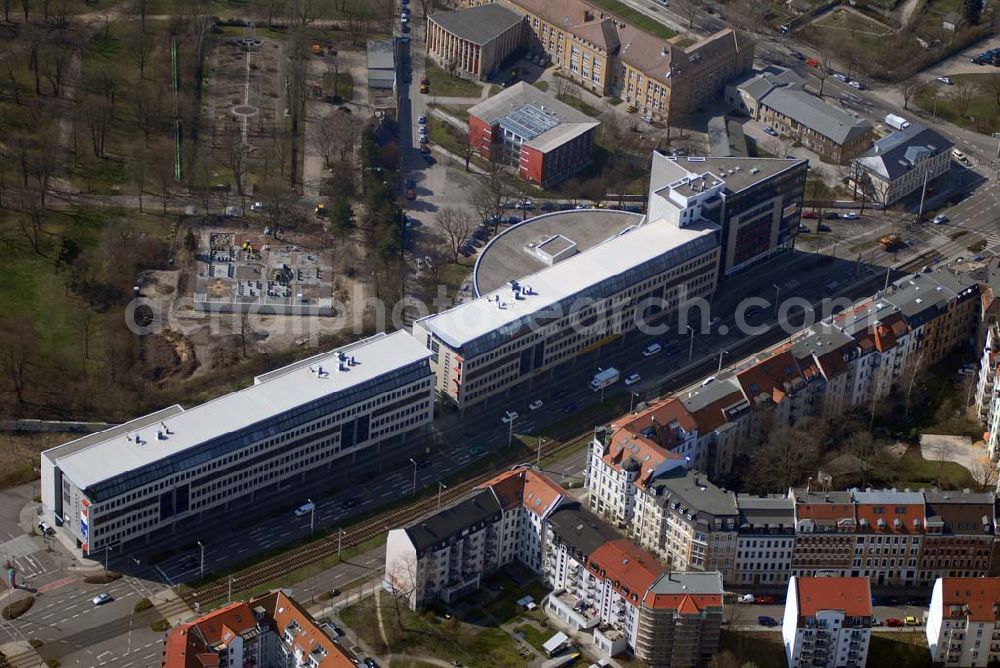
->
[339, 572, 556, 666]
[914, 72, 1000, 135]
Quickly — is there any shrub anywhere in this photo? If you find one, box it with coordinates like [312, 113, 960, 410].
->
[134, 598, 153, 613]
[2, 596, 35, 620]
[149, 619, 171, 632]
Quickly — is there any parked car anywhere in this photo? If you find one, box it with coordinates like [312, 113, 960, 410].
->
[832, 72, 848, 82]
[501, 410, 519, 424]
[798, 224, 810, 233]
[758, 616, 779, 627]
[37, 521, 54, 535]
[417, 115, 427, 125]
[817, 223, 832, 232]
[824, 211, 840, 219]
[789, 50, 805, 60]
[886, 617, 903, 627]
[624, 373, 641, 386]
[952, 149, 967, 162]
[539, 201, 555, 211]
[801, 210, 816, 219]
[468, 445, 482, 456]
[737, 593, 755, 604]
[294, 501, 315, 517]
[528, 399, 544, 411]
[904, 615, 920, 626]
[936, 76, 953, 85]
[932, 214, 948, 224]
[763, 126, 779, 137]
[364, 658, 380, 668]
[642, 343, 662, 357]
[92, 593, 113, 606]
[848, 80, 865, 89]
[755, 595, 775, 605]
[562, 402, 578, 414]
[842, 211, 859, 220]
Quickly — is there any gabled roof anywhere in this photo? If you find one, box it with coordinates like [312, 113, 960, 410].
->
[404, 489, 502, 552]
[589, 538, 664, 602]
[735, 349, 803, 406]
[794, 576, 872, 619]
[759, 86, 872, 145]
[793, 490, 855, 523]
[936, 577, 1000, 623]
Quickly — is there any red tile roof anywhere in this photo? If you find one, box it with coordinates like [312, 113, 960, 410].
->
[795, 577, 872, 619]
[938, 577, 1000, 623]
[855, 503, 925, 534]
[478, 467, 566, 517]
[162, 591, 355, 668]
[735, 350, 803, 407]
[590, 539, 663, 602]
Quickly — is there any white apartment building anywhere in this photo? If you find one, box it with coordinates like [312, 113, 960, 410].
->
[782, 576, 873, 668]
[40, 331, 435, 557]
[852, 123, 953, 207]
[927, 577, 1000, 667]
[975, 324, 1000, 461]
[384, 467, 566, 609]
[733, 496, 796, 587]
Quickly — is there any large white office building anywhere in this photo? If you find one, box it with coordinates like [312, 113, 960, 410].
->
[40, 332, 435, 557]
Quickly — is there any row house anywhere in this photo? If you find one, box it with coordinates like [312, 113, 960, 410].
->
[384, 467, 566, 609]
[733, 495, 796, 587]
[783, 577, 873, 668]
[544, 504, 724, 667]
[791, 487, 997, 587]
[927, 577, 1000, 667]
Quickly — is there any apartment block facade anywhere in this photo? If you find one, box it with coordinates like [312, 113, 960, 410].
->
[782, 577, 873, 668]
[384, 467, 566, 609]
[853, 124, 954, 207]
[384, 468, 725, 665]
[926, 577, 1000, 667]
[41, 332, 434, 557]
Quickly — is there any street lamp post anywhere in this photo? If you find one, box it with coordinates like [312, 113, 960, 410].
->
[993, 132, 1000, 159]
[772, 283, 781, 315]
[629, 391, 639, 414]
[687, 324, 695, 363]
[104, 545, 113, 574]
[337, 528, 344, 558]
[196, 541, 205, 580]
[507, 415, 516, 447]
[717, 349, 728, 375]
[408, 458, 418, 495]
[437, 482, 447, 509]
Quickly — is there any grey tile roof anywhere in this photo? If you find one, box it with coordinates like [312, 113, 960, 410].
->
[736, 67, 805, 102]
[547, 503, 622, 557]
[648, 467, 738, 522]
[737, 495, 795, 528]
[428, 4, 525, 46]
[760, 86, 872, 145]
[855, 123, 953, 181]
[366, 39, 395, 70]
[404, 489, 502, 552]
[679, 376, 744, 414]
[851, 489, 924, 505]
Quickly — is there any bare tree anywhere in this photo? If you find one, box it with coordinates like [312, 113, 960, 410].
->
[133, 144, 148, 212]
[435, 207, 475, 263]
[471, 156, 512, 234]
[969, 450, 998, 489]
[954, 82, 976, 118]
[901, 79, 922, 110]
[746, 419, 822, 493]
[225, 129, 251, 201]
[675, 0, 699, 28]
[0, 319, 37, 409]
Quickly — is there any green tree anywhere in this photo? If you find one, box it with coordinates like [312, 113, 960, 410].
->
[962, 0, 981, 25]
[330, 197, 355, 240]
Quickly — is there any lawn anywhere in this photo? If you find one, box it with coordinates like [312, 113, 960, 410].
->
[555, 92, 601, 119]
[719, 630, 786, 666]
[426, 117, 470, 159]
[869, 632, 934, 667]
[585, 0, 676, 40]
[424, 60, 484, 98]
[886, 446, 975, 491]
[340, 591, 529, 666]
[914, 73, 1000, 135]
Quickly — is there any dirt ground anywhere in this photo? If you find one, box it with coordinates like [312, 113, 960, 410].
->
[0, 433, 79, 489]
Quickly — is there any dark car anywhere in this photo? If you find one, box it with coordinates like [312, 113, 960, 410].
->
[562, 402, 578, 414]
[342, 496, 362, 510]
[364, 659, 380, 668]
[789, 50, 805, 60]
[824, 211, 840, 220]
[817, 223, 832, 232]
[422, 153, 436, 165]
[758, 616, 779, 627]
[755, 595, 775, 605]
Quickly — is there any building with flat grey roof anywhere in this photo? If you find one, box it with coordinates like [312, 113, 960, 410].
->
[426, 4, 525, 80]
[468, 82, 600, 187]
[41, 331, 435, 557]
[648, 151, 808, 278]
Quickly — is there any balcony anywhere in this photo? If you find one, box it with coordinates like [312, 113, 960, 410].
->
[547, 589, 600, 631]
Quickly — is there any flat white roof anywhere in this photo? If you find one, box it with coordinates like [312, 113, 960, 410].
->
[50, 331, 431, 491]
[416, 217, 718, 352]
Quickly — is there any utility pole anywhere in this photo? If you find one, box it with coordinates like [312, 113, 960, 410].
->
[337, 529, 343, 557]
[917, 169, 930, 221]
[629, 391, 639, 414]
[409, 458, 418, 494]
[197, 541, 205, 580]
[687, 324, 695, 363]
[228, 576, 233, 603]
[308, 498, 315, 536]
[717, 349, 728, 375]
[437, 482, 447, 509]
[536, 437, 543, 468]
[772, 283, 781, 316]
